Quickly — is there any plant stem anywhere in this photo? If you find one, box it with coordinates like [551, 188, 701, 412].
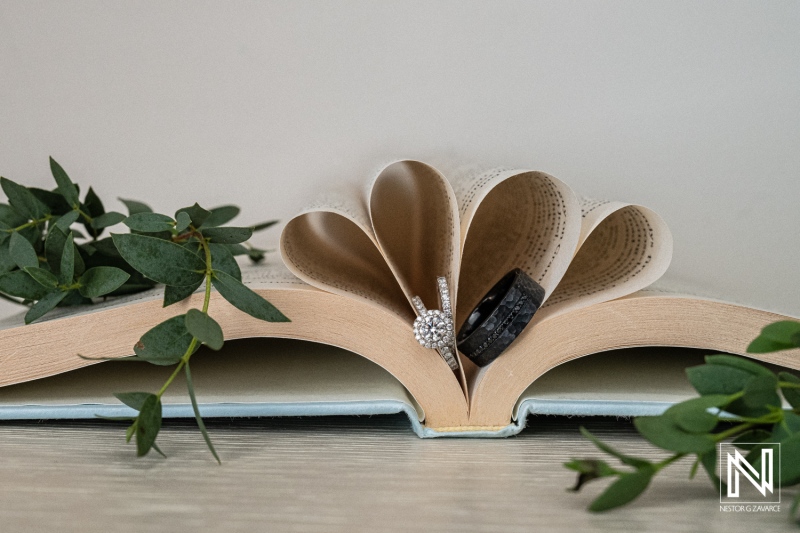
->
[714, 422, 755, 442]
[154, 232, 213, 400]
[2, 214, 52, 233]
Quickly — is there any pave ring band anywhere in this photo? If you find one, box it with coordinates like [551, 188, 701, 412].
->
[456, 268, 546, 367]
[412, 277, 459, 371]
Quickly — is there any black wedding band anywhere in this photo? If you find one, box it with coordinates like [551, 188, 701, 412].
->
[456, 268, 545, 367]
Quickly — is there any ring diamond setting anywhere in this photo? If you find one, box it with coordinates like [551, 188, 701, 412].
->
[411, 277, 459, 371]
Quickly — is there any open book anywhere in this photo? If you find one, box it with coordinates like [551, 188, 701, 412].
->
[0, 160, 798, 436]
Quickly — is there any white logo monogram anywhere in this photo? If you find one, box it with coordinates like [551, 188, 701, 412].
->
[726, 448, 773, 498]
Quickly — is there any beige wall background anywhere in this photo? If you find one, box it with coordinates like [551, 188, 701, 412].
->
[0, 1, 798, 318]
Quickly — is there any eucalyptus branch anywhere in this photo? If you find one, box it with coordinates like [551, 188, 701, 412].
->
[0, 157, 288, 461]
[567, 319, 800, 525]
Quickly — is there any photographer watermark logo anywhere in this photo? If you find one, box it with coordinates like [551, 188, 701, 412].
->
[719, 442, 781, 513]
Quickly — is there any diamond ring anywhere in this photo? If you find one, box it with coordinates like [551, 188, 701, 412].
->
[412, 277, 459, 371]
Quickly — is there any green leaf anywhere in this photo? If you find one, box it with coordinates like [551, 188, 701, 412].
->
[699, 448, 725, 493]
[224, 243, 249, 256]
[45, 226, 68, 274]
[732, 429, 773, 450]
[588, 468, 654, 512]
[111, 233, 206, 286]
[49, 157, 80, 207]
[59, 232, 75, 284]
[0, 203, 27, 226]
[135, 394, 162, 457]
[747, 336, 795, 353]
[0, 270, 50, 299]
[565, 459, 618, 491]
[705, 354, 775, 378]
[185, 309, 224, 350]
[779, 371, 800, 409]
[24, 290, 68, 324]
[579, 427, 652, 468]
[123, 212, 175, 233]
[119, 198, 153, 216]
[185, 362, 221, 464]
[113, 392, 152, 410]
[634, 416, 716, 454]
[211, 269, 289, 322]
[740, 374, 781, 414]
[9, 231, 39, 269]
[663, 394, 729, 434]
[23, 267, 59, 289]
[0, 241, 16, 273]
[758, 321, 800, 347]
[202, 205, 240, 227]
[91, 211, 126, 230]
[54, 210, 80, 232]
[175, 203, 211, 228]
[1, 177, 50, 219]
[209, 242, 241, 280]
[30, 187, 72, 215]
[133, 315, 193, 365]
[175, 211, 191, 232]
[251, 220, 278, 232]
[753, 433, 800, 486]
[79, 267, 130, 298]
[163, 279, 203, 307]
[201, 226, 253, 245]
[83, 187, 105, 218]
[686, 364, 754, 396]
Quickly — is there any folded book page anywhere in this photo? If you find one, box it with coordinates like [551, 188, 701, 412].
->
[446, 166, 583, 329]
[533, 197, 673, 322]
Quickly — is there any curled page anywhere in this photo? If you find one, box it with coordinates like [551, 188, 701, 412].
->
[536, 198, 673, 321]
[367, 161, 460, 312]
[280, 186, 411, 321]
[448, 166, 582, 328]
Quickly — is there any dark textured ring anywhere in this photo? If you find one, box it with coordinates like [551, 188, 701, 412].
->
[456, 268, 546, 367]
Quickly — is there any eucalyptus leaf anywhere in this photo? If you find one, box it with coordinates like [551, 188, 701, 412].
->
[123, 212, 175, 233]
[756, 321, 800, 348]
[79, 267, 130, 298]
[24, 267, 59, 289]
[565, 459, 618, 492]
[163, 279, 203, 307]
[209, 242, 241, 280]
[579, 427, 652, 468]
[185, 309, 224, 350]
[748, 336, 795, 353]
[0, 270, 50, 299]
[175, 211, 191, 232]
[59, 232, 75, 284]
[1, 177, 50, 219]
[663, 394, 728, 434]
[732, 429, 773, 450]
[185, 362, 221, 463]
[24, 290, 68, 324]
[49, 157, 80, 207]
[201, 226, 253, 245]
[0, 203, 27, 226]
[9, 231, 39, 269]
[588, 469, 654, 512]
[634, 416, 716, 454]
[704, 354, 775, 378]
[113, 392, 152, 410]
[0, 241, 16, 273]
[30, 187, 71, 215]
[211, 269, 289, 322]
[45, 227, 68, 274]
[133, 315, 194, 365]
[54, 210, 80, 232]
[686, 364, 755, 396]
[741, 374, 781, 413]
[175, 203, 211, 228]
[119, 198, 152, 216]
[251, 220, 278, 232]
[83, 187, 105, 218]
[779, 371, 800, 409]
[112, 233, 206, 286]
[202, 205, 239, 228]
[135, 394, 162, 457]
[91, 211, 126, 230]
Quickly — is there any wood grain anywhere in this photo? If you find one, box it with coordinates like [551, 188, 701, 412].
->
[0, 416, 794, 532]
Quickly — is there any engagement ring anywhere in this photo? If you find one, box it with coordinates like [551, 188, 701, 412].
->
[412, 277, 459, 371]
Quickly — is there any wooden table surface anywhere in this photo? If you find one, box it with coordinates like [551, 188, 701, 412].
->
[0, 415, 794, 532]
